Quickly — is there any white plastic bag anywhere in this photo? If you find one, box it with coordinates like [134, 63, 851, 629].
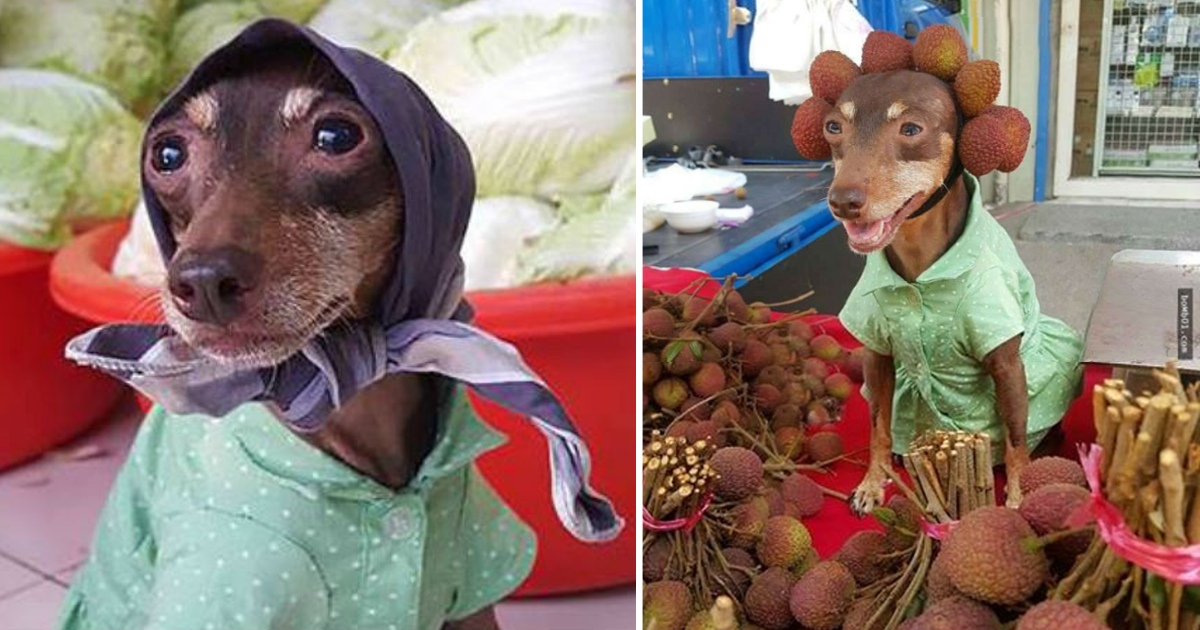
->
[750, 0, 873, 104]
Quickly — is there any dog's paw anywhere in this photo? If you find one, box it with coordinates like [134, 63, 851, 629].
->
[1004, 478, 1024, 509]
[850, 476, 886, 517]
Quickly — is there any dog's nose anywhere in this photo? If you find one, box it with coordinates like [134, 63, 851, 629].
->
[168, 250, 259, 326]
[828, 186, 867, 220]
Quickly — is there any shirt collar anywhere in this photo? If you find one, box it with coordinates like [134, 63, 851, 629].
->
[855, 173, 985, 294]
[232, 383, 507, 501]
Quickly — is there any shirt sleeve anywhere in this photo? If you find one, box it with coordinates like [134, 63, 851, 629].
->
[839, 292, 892, 356]
[961, 267, 1027, 361]
[446, 465, 537, 621]
[141, 511, 329, 630]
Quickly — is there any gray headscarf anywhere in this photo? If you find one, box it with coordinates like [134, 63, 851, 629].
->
[66, 19, 622, 543]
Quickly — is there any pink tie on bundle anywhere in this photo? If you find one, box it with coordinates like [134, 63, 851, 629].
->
[642, 492, 714, 533]
[920, 519, 957, 541]
[1069, 444, 1200, 584]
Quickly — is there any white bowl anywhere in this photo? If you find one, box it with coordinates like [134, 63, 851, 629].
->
[659, 200, 718, 234]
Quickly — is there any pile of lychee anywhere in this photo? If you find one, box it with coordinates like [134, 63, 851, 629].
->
[644, 282, 871, 630]
[644, 284, 862, 448]
[647, 452, 1106, 630]
[790, 25, 1032, 178]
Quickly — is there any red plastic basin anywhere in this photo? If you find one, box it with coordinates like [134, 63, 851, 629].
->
[49, 221, 635, 595]
[0, 240, 124, 471]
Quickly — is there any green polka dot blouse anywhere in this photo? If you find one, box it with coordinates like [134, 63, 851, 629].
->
[839, 174, 1084, 458]
[58, 387, 535, 630]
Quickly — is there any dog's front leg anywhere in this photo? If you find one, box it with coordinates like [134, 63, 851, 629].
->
[983, 335, 1030, 508]
[851, 349, 895, 516]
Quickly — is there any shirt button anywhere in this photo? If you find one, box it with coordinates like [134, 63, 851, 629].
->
[385, 505, 417, 540]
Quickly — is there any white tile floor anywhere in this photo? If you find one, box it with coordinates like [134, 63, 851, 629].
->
[0, 397, 634, 630]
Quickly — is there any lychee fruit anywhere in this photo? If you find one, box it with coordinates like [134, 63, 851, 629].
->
[739, 339, 773, 378]
[644, 352, 662, 384]
[805, 431, 843, 462]
[809, 51, 861, 103]
[727, 496, 770, 549]
[644, 536, 678, 582]
[768, 342, 794, 366]
[833, 530, 892, 585]
[710, 399, 742, 428]
[953, 59, 1001, 118]
[802, 357, 830, 380]
[1019, 456, 1087, 495]
[791, 97, 833, 160]
[881, 494, 923, 551]
[770, 403, 802, 431]
[748, 302, 772, 324]
[774, 426, 804, 460]
[1018, 483, 1094, 567]
[908, 595, 1001, 630]
[788, 319, 815, 342]
[665, 421, 693, 439]
[724, 290, 752, 322]
[824, 373, 854, 401]
[643, 580, 692, 630]
[784, 382, 812, 408]
[941, 506, 1049, 605]
[663, 339, 702, 376]
[843, 347, 867, 382]
[720, 546, 756, 595]
[779, 473, 824, 517]
[685, 420, 726, 447]
[984, 104, 1032, 172]
[788, 560, 855, 630]
[913, 24, 968, 81]
[843, 598, 887, 630]
[689, 362, 726, 398]
[756, 515, 813, 569]
[678, 397, 711, 421]
[754, 383, 785, 413]
[1016, 600, 1107, 630]
[926, 551, 959, 602]
[755, 365, 789, 390]
[710, 446, 764, 501]
[959, 114, 1007, 176]
[810, 334, 842, 361]
[861, 30, 913, 74]
[707, 321, 748, 353]
[652, 378, 689, 410]
[799, 373, 826, 398]
[644, 307, 675, 339]
[744, 567, 798, 630]
[681, 295, 717, 326]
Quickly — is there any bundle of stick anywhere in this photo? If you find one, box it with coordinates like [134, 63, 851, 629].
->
[854, 431, 996, 630]
[643, 432, 719, 521]
[1052, 364, 1200, 630]
[643, 432, 751, 608]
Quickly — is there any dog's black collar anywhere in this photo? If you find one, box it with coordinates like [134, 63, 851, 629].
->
[905, 108, 966, 222]
[905, 158, 963, 221]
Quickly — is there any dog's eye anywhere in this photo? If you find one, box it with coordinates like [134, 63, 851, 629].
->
[900, 123, 922, 136]
[151, 137, 188, 173]
[314, 117, 363, 155]
[825, 121, 842, 134]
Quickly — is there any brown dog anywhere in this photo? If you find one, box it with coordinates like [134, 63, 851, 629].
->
[146, 46, 498, 630]
[820, 71, 1033, 515]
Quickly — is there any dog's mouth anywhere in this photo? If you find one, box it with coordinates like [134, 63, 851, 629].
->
[839, 192, 928, 254]
[172, 297, 351, 368]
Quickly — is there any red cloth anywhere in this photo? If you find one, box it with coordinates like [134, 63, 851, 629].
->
[644, 266, 1110, 557]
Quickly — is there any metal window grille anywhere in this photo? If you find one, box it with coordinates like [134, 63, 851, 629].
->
[1097, 0, 1200, 177]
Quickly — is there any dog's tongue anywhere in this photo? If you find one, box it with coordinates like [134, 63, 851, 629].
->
[844, 219, 887, 244]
